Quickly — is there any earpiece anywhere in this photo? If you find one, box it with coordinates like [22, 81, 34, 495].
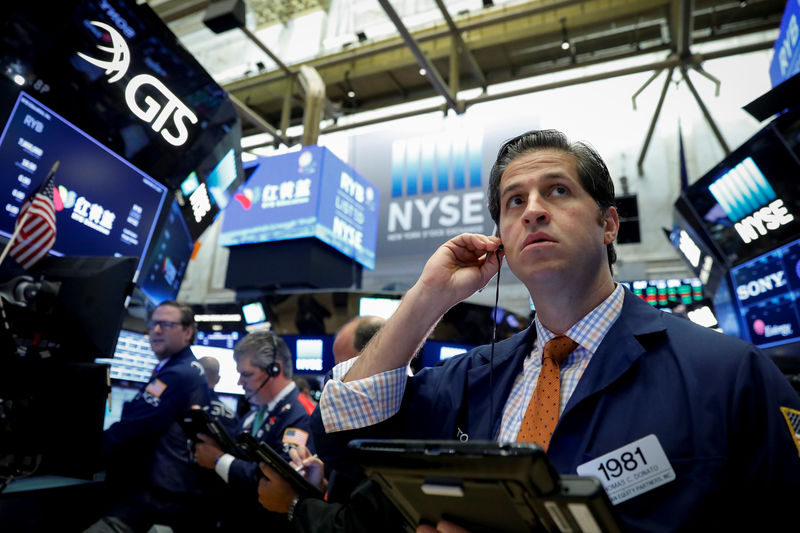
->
[265, 332, 281, 377]
[266, 361, 281, 377]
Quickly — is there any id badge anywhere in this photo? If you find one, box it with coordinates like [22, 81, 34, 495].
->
[576, 434, 676, 505]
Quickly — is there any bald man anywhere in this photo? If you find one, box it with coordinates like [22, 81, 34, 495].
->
[332, 316, 385, 364]
[198, 356, 220, 390]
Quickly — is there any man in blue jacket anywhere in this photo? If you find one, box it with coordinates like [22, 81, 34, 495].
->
[314, 129, 800, 531]
[88, 301, 213, 532]
[194, 330, 316, 531]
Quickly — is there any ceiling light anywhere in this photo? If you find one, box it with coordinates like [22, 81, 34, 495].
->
[560, 18, 571, 52]
[347, 89, 356, 98]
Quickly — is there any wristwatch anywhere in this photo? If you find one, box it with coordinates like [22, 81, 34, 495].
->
[287, 496, 301, 522]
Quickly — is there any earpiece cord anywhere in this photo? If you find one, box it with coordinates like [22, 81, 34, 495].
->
[489, 248, 502, 441]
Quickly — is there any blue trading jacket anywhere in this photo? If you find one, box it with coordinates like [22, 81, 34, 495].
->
[227, 386, 317, 495]
[314, 288, 800, 531]
[103, 345, 211, 494]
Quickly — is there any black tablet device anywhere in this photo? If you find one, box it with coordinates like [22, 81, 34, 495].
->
[348, 439, 621, 533]
[178, 408, 240, 455]
[236, 432, 324, 500]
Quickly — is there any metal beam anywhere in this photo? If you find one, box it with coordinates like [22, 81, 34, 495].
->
[243, 37, 772, 147]
[240, 26, 293, 78]
[228, 93, 291, 147]
[433, 0, 488, 90]
[636, 66, 674, 175]
[376, 0, 458, 111]
[681, 65, 730, 155]
[671, 0, 694, 58]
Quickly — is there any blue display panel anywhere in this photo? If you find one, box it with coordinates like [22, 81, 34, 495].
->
[769, 0, 800, 87]
[729, 237, 800, 349]
[219, 146, 380, 269]
[0, 91, 167, 274]
[139, 198, 194, 305]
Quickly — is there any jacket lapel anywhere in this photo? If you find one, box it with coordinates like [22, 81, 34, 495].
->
[465, 325, 537, 439]
[562, 289, 667, 417]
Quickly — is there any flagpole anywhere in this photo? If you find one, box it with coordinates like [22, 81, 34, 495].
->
[0, 161, 60, 269]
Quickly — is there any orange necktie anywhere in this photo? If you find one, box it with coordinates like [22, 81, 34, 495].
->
[516, 336, 578, 450]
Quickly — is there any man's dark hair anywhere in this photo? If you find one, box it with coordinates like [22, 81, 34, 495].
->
[153, 300, 197, 343]
[487, 129, 617, 272]
[234, 330, 293, 379]
[354, 316, 385, 351]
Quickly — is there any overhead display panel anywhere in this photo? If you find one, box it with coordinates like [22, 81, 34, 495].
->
[0, 91, 167, 274]
[220, 146, 380, 269]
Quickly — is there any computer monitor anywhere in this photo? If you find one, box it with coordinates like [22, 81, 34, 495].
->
[242, 301, 267, 325]
[359, 296, 401, 319]
[103, 383, 141, 430]
[3, 255, 138, 361]
[96, 329, 158, 383]
[139, 198, 194, 305]
[193, 330, 245, 396]
[0, 91, 168, 276]
[728, 236, 800, 350]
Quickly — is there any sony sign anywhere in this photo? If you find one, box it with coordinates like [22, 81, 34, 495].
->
[736, 270, 787, 301]
[78, 21, 197, 146]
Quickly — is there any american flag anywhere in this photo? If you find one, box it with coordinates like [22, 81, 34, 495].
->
[8, 162, 58, 270]
[282, 427, 309, 447]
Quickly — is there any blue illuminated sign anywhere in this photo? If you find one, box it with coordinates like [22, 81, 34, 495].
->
[730, 237, 800, 349]
[769, 0, 800, 87]
[219, 146, 379, 269]
[390, 132, 483, 198]
[708, 157, 776, 222]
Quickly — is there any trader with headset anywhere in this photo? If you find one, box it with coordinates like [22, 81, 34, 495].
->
[194, 329, 316, 530]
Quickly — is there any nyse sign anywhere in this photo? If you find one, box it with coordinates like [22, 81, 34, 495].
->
[78, 20, 197, 146]
[387, 192, 484, 241]
[733, 199, 794, 244]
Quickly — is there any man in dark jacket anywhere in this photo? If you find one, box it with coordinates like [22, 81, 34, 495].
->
[87, 301, 213, 532]
[194, 330, 316, 531]
[314, 130, 800, 532]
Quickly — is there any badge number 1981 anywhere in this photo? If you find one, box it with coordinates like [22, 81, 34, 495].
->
[576, 434, 676, 505]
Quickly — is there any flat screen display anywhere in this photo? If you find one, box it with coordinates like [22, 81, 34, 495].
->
[729, 236, 800, 349]
[621, 278, 704, 309]
[681, 125, 800, 266]
[96, 329, 158, 383]
[359, 296, 401, 319]
[0, 91, 167, 275]
[280, 334, 335, 375]
[194, 330, 244, 395]
[139, 198, 194, 305]
[103, 383, 140, 429]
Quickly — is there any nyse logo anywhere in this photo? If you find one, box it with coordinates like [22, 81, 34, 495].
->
[736, 270, 787, 301]
[78, 21, 197, 146]
[708, 157, 776, 222]
[734, 199, 794, 244]
[387, 131, 485, 239]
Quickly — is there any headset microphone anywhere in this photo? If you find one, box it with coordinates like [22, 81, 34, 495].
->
[246, 375, 271, 402]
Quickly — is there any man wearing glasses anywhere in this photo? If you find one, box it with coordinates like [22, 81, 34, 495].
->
[87, 301, 213, 533]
